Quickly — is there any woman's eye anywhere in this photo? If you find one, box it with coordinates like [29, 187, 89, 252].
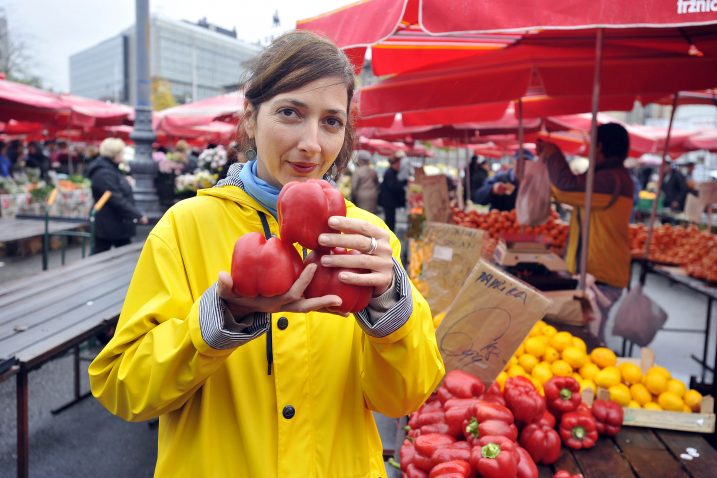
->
[278, 108, 297, 118]
[325, 117, 344, 129]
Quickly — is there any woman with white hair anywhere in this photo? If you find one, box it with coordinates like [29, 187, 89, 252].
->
[86, 138, 148, 253]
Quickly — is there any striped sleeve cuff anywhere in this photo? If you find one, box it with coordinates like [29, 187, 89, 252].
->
[198, 283, 270, 350]
[354, 258, 413, 338]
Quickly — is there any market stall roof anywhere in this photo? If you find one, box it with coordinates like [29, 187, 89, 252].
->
[0, 79, 70, 123]
[155, 91, 244, 128]
[58, 94, 133, 127]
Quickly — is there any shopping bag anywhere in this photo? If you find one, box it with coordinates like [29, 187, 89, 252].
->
[612, 285, 668, 347]
[516, 159, 551, 226]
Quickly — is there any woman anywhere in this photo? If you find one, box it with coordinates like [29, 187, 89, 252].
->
[351, 149, 380, 213]
[89, 31, 444, 477]
[86, 138, 148, 253]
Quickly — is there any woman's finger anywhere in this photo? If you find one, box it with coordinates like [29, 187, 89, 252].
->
[217, 271, 234, 299]
[319, 253, 390, 272]
[336, 270, 393, 288]
[327, 216, 390, 240]
[285, 295, 343, 313]
[281, 263, 317, 301]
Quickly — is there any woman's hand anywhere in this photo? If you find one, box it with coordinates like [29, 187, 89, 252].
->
[317, 216, 395, 296]
[216, 264, 342, 319]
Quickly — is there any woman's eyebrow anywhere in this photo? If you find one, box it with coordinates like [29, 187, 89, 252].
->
[279, 99, 347, 118]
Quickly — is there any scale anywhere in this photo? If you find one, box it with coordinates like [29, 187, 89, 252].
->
[493, 234, 578, 291]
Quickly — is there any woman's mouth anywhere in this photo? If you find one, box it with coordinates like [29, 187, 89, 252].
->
[288, 162, 319, 174]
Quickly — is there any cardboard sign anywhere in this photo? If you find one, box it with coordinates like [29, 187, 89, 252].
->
[698, 182, 717, 206]
[419, 175, 451, 223]
[436, 260, 551, 386]
[417, 223, 484, 314]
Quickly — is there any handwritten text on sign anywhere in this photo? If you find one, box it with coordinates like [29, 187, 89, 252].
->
[436, 260, 551, 385]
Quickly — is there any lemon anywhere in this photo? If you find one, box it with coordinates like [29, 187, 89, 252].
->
[542, 325, 557, 337]
[590, 347, 617, 368]
[594, 366, 621, 389]
[518, 354, 539, 374]
[580, 379, 596, 393]
[644, 372, 668, 396]
[682, 405, 692, 413]
[658, 392, 684, 412]
[629, 383, 652, 406]
[571, 337, 587, 352]
[504, 355, 519, 371]
[627, 400, 641, 409]
[515, 343, 525, 356]
[496, 371, 508, 390]
[648, 365, 672, 380]
[524, 337, 547, 358]
[579, 362, 600, 381]
[551, 359, 573, 377]
[528, 321, 545, 337]
[531, 362, 554, 385]
[619, 362, 643, 385]
[562, 346, 588, 369]
[644, 402, 662, 411]
[507, 365, 527, 378]
[543, 347, 561, 363]
[666, 379, 686, 397]
[609, 384, 631, 406]
[550, 331, 574, 352]
[683, 389, 703, 412]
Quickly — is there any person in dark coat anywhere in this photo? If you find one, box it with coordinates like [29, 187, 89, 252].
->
[379, 150, 407, 232]
[661, 161, 690, 212]
[473, 149, 534, 211]
[26, 141, 51, 181]
[463, 154, 489, 203]
[86, 138, 148, 253]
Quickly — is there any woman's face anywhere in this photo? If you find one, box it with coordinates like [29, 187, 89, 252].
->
[245, 76, 348, 188]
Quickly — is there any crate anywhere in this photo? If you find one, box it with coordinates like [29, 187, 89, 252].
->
[586, 348, 716, 433]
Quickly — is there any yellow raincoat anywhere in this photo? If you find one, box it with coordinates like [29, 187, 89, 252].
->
[89, 184, 445, 477]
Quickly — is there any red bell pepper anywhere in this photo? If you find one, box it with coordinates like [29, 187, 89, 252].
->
[462, 400, 517, 443]
[404, 463, 429, 478]
[553, 471, 584, 478]
[401, 438, 433, 472]
[444, 398, 481, 410]
[516, 446, 539, 478]
[409, 410, 447, 429]
[538, 410, 556, 428]
[480, 382, 507, 407]
[591, 399, 624, 437]
[518, 423, 562, 465]
[443, 370, 485, 398]
[504, 378, 545, 425]
[429, 441, 471, 468]
[436, 386, 455, 405]
[277, 179, 346, 250]
[428, 460, 472, 478]
[559, 411, 598, 450]
[303, 248, 372, 313]
[231, 232, 303, 297]
[414, 433, 456, 459]
[544, 377, 582, 417]
[470, 435, 520, 478]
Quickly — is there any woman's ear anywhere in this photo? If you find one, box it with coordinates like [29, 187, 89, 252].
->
[243, 101, 256, 139]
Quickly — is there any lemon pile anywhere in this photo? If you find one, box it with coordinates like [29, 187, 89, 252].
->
[495, 320, 703, 413]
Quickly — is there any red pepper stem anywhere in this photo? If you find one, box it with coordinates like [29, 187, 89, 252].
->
[572, 426, 586, 440]
[560, 388, 573, 400]
[481, 442, 501, 459]
[465, 416, 479, 438]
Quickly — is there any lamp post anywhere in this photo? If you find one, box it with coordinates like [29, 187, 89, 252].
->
[130, 0, 161, 219]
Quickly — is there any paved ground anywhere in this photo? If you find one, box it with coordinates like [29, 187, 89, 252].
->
[1, 212, 714, 477]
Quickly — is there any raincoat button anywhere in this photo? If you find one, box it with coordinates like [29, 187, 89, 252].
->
[277, 317, 289, 330]
[282, 405, 295, 419]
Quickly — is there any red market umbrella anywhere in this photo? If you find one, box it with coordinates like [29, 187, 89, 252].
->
[156, 91, 245, 128]
[684, 130, 717, 151]
[0, 78, 69, 123]
[59, 94, 133, 127]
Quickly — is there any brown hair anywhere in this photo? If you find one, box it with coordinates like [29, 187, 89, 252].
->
[238, 30, 356, 180]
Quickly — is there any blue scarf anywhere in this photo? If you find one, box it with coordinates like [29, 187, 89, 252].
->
[239, 159, 281, 218]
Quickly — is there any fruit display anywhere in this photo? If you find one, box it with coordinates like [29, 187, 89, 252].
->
[396, 369, 621, 477]
[450, 208, 569, 258]
[629, 223, 717, 283]
[498, 320, 704, 413]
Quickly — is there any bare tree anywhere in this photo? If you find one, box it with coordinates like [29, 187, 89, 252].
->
[3, 36, 44, 88]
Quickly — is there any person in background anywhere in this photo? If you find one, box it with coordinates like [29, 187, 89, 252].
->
[662, 160, 690, 212]
[473, 149, 534, 211]
[624, 158, 642, 222]
[0, 141, 11, 177]
[26, 141, 51, 181]
[85, 138, 148, 253]
[379, 150, 408, 232]
[88, 31, 443, 478]
[351, 149, 380, 213]
[463, 154, 489, 203]
[540, 123, 634, 342]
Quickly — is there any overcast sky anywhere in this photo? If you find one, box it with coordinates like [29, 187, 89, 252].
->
[1, 0, 355, 92]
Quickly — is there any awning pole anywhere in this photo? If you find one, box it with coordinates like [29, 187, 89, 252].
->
[640, 93, 679, 285]
[516, 98, 525, 181]
[579, 28, 604, 291]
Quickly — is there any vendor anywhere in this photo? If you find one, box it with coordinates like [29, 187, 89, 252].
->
[473, 149, 533, 211]
[539, 123, 634, 342]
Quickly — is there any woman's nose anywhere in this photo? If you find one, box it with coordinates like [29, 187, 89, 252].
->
[297, 122, 321, 155]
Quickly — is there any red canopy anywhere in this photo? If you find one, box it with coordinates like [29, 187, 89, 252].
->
[156, 91, 244, 127]
[0, 79, 69, 123]
[684, 130, 717, 151]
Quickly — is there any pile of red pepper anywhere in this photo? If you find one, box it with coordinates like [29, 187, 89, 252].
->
[397, 370, 624, 477]
[231, 179, 372, 312]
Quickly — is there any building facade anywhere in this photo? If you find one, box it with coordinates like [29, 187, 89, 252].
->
[70, 15, 261, 104]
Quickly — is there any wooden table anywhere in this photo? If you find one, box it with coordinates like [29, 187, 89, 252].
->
[0, 242, 142, 478]
[537, 427, 717, 478]
[0, 216, 84, 243]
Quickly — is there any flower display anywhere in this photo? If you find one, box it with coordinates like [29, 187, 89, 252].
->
[153, 151, 186, 175]
[197, 146, 228, 175]
[175, 170, 218, 193]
